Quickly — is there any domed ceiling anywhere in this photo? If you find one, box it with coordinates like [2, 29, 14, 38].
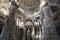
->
[19, 0, 40, 11]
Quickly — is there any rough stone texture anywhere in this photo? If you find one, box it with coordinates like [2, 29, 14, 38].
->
[42, 3, 60, 40]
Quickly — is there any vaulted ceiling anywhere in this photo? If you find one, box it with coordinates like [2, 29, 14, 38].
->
[18, 0, 40, 11]
[19, 0, 40, 7]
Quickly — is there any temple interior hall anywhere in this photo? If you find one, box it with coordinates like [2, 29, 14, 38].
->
[0, 0, 60, 40]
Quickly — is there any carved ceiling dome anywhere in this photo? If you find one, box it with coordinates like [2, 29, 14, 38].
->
[19, 0, 40, 11]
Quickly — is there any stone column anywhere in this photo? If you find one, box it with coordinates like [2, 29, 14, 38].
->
[42, 3, 60, 40]
[1, 5, 17, 40]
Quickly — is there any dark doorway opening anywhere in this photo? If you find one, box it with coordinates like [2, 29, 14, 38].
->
[0, 20, 4, 35]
